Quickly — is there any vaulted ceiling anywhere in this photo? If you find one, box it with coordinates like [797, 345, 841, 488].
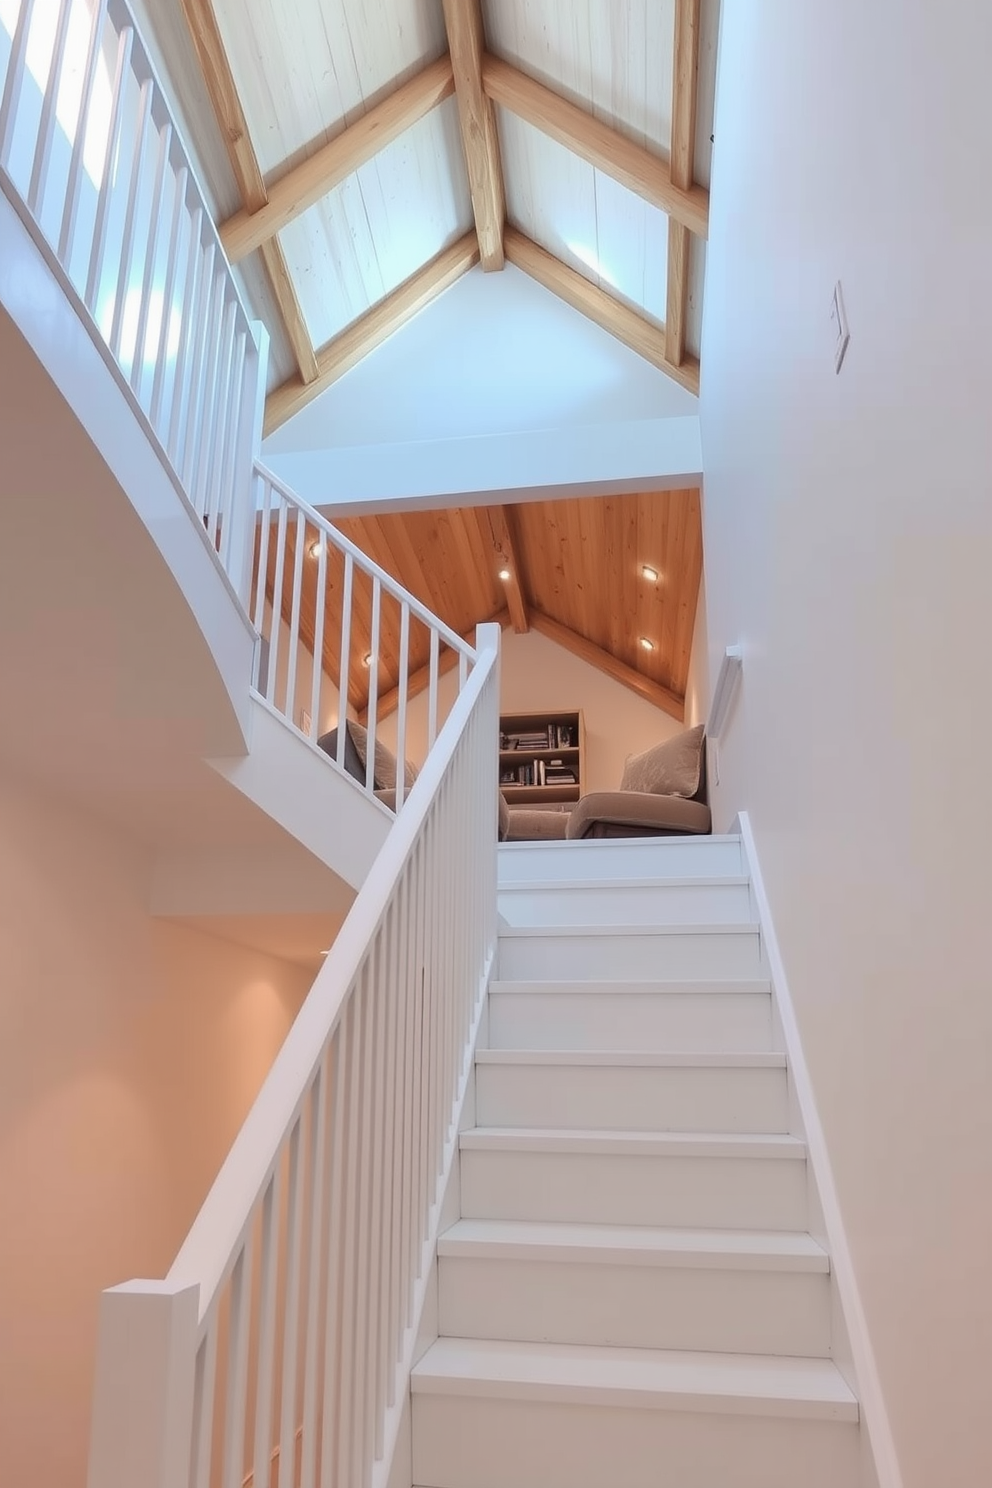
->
[262, 490, 702, 723]
[166, 0, 718, 433]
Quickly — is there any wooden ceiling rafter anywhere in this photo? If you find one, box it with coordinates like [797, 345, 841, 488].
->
[219, 57, 457, 263]
[530, 611, 685, 723]
[440, 0, 507, 270]
[473, 505, 529, 633]
[482, 54, 708, 239]
[666, 0, 702, 369]
[504, 228, 700, 395]
[264, 233, 481, 434]
[176, 0, 318, 386]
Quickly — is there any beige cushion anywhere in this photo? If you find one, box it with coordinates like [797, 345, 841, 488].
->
[347, 720, 417, 792]
[566, 789, 711, 839]
[505, 807, 570, 842]
[620, 723, 705, 799]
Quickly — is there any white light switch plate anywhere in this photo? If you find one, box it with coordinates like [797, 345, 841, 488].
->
[831, 280, 850, 373]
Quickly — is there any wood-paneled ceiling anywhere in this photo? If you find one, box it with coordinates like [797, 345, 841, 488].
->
[262, 491, 702, 723]
[167, 0, 719, 429]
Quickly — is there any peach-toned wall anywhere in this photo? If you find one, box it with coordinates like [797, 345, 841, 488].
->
[0, 771, 313, 1488]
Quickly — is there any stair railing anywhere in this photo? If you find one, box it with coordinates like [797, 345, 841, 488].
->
[251, 461, 479, 811]
[87, 622, 501, 1488]
[0, 0, 265, 606]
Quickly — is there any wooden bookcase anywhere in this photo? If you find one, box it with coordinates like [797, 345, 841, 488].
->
[498, 709, 585, 806]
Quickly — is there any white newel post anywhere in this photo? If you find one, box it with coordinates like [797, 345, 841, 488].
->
[226, 318, 270, 609]
[87, 1279, 199, 1488]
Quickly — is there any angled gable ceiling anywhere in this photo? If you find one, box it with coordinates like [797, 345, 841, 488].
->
[161, 0, 718, 434]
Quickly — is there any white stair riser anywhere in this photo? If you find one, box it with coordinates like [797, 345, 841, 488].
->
[412, 1396, 859, 1488]
[459, 1150, 808, 1230]
[497, 837, 744, 886]
[437, 1256, 832, 1356]
[475, 1064, 789, 1133]
[489, 989, 773, 1053]
[497, 881, 753, 928]
[497, 929, 762, 982]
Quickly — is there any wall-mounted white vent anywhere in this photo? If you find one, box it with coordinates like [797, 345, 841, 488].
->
[708, 644, 743, 741]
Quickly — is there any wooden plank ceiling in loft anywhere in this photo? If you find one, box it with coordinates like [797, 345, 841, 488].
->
[170, 0, 720, 428]
[259, 490, 703, 724]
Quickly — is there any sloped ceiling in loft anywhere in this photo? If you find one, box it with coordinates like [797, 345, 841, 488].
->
[260, 490, 702, 722]
[140, 0, 719, 430]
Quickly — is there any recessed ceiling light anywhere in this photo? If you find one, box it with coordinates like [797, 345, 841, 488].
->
[641, 564, 659, 582]
[639, 636, 656, 651]
[362, 652, 373, 668]
[309, 539, 324, 559]
[498, 566, 511, 581]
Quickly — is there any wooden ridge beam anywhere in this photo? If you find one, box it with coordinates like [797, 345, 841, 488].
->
[504, 228, 699, 395]
[364, 609, 510, 722]
[530, 612, 685, 723]
[264, 233, 480, 434]
[176, 0, 317, 386]
[483, 54, 708, 239]
[666, 0, 702, 368]
[441, 0, 506, 269]
[220, 57, 456, 263]
[473, 506, 529, 632]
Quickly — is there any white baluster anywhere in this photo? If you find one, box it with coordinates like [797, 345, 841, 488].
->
[309, 531, 327, 742]
[336, 552, 354, 771]
[364, 575, 381, 794]
[27, 0, 75, 216]
[284, 506, 306, 729]
[220, 1234, 254, 1488]
[427, 628, 440, 749]
[108, 77, 153, 362]
[266, 497, 288, 707]
[84, 23, 133, 312]
[395, 602, 410, 811]
[166, 209, 204, 466]
[130, 115, 173, 399]
[0, 0, 35, 172]
[149, 161, 187, 429]
[251, 1167, 281, 1488]
[276, 1120, 304, 1488]
[59, 0, 111, 263]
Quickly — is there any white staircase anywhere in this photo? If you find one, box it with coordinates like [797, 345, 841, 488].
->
[411, 835, 862, 1488]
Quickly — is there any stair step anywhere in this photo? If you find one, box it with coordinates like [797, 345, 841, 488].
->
[459, 1129, 808, 1230]
[474, 1050, 789, 1132]
[412, 1337, 858, 1421]
[437, 1220, 832, 1356]
[497, 923, 763, 982]
[497, 877, 753, 928]
[438, 1218, 828, 1270]
[411, 1340, 859, 1488]
[496, 835, 745, 887]
[488, 979, 774, 1053]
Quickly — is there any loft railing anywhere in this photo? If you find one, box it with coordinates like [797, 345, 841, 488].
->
[251, 462, 479, 812]
[0, 0, 265, 605]
[88, 624, 501, 1488]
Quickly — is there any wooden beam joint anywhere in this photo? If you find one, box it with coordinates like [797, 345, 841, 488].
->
[441, 0, 506, 270]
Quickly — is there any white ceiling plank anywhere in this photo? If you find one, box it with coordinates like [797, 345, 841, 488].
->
[213, 0, 449, 177]
[482, 0, 677, 154]
[280, 99, 474, 349]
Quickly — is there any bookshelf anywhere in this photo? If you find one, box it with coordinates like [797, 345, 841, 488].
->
[498, 709, 585, 806]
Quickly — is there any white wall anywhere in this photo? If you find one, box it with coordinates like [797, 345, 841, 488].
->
[262, 265, 702, 511]
[377, 627, 683, 793]
[0, 771, 313, 1488]
[699, 3, 992, 1484]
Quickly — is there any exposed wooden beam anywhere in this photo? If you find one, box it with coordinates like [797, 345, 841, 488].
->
[177, 0, 266, 211]
[260, 240, 319, 383]
[530, 612, 685, 723]
[477, 505, 529, 632]
[364, 609, 510, 722]
[666, 0, 702, 367]
[441, 0, 506, 269]
[483, 54, 708, 239]
[504, 228, 699, 396]
[220, 58, 456, 263]
[177, 0, 318, 386]
[265, 233, 480, 434]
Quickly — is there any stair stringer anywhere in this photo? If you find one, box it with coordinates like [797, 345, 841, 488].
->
[738, 811, 894, 1488]
[208, 695, 395, 890]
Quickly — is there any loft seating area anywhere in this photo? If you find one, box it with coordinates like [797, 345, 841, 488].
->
[2, 1, 989, 1487]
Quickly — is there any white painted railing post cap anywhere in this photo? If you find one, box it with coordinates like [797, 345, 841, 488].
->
[87, 1280, 199, 1488]
[475, 621, 502, 653]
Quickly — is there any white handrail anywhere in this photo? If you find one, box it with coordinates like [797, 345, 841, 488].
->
[251, 462, 478, 813]
[88, 624, 502, 1488]
[0, 0, 266, 608]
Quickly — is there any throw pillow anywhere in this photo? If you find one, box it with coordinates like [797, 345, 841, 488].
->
[620, 723, 705, 799]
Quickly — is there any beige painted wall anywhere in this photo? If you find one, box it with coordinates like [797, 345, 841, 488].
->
[683, 568, 710, 730]
[700, 1, 992, 1482]
[377, 626, 684, 793]
[0, 771, 312, 1488]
